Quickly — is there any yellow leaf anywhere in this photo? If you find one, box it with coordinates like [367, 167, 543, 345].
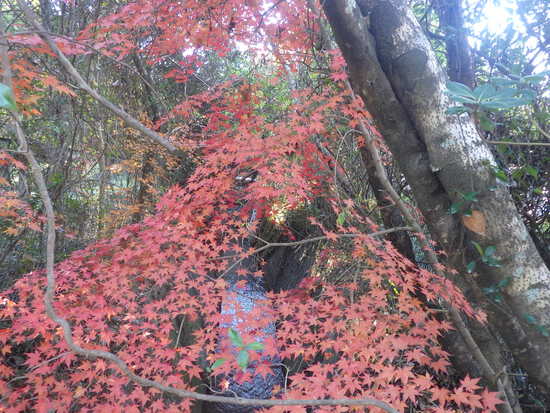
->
[74, 386, 85, 398]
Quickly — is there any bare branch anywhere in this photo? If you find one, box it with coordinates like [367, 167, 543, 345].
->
[485, 140, 550, 147]
[14, 0, 177, 153]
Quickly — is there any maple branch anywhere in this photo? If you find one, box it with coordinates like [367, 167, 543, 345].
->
[0, 23, 399, 413]
[218, 226, 414, 279]
[255, 227, 413, 248]
[166, 56, 212, 89]
[15, 0, 178, 153]
[346, 81, 515, 413]
[255, 0, 287, 34]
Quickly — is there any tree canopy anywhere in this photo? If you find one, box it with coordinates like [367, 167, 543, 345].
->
[0, 0, 548, 412]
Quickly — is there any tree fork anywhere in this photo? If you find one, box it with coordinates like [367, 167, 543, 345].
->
[323, 0, 550, 396]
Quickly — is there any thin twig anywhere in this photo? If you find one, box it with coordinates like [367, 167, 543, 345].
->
[15, 0, 177, 153]
[175, 316, 186, 348]
[485, 140, 550, 147]
[255, 0, 287, 34]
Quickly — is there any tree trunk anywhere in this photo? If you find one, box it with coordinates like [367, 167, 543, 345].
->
[322, 0, 550, 392]
[434, 0, 475, 88]
[360, 149, 416, 261]
[130, 55, 161, 224]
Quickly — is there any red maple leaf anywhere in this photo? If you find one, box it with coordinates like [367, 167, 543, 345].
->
[480, 388, 505, 412]
[460, 374, 481, 392]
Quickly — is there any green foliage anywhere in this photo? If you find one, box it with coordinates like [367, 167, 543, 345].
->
[448, 191, 479, 216]
[524, 314, 550, 337]
[467, 241, 502, 274]
[487, 163, 510, 185]
[336, 210, 347, 226]
[446, 69, 548, 131]
[228, 327, 244, 347]
[212, 328, 265, 371]
[446, 80, 530, 111]
[0, 83, 17, 112]
[236, 349, 250, 370]
[210, 358, 227, 370]
[482, 276, 512, 303]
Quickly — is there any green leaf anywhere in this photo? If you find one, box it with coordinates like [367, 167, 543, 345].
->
[534, 399, 546, 408]
[492, 87, 518, 99]
[451, 95, 478, 105]
[466, 261, 476, 273]
[245, 341, 264, 351]
[489, 166, 509, 183]
[522, 70, 549, 83]
[228, 328, 244, 347]
[522, 74, 544, 83]
[449, 202, 462, 215]
[446, 106, 469, 115]
[480, 95, 531, 110]
[211, 358, 226, 370]
[446, 81, 475, 99]
[491, 77, 517, 87]
[519, 89, 537, 100]
[236, 350, 249, 370]
[524, 314, 537, 325]
[472, 241, 484, 257]
[336, 212, 346, 226]
[525, 166, 538, 178]
[479, 113, 496, 131]
[472, 83, 497, 101]
[462, 191, 479, 202]
[511, 168, 525, 181]
[0, 83, 17, 112]
[485, 246, 496, 257]
[534, 187, 543, 195]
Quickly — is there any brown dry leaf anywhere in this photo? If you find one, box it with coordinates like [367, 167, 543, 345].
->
[462, 210, 486, 236]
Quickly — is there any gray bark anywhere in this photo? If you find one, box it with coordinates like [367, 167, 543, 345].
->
[323, 0, 550, 392]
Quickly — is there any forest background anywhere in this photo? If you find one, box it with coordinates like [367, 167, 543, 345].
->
[0, 0, 548, 412]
